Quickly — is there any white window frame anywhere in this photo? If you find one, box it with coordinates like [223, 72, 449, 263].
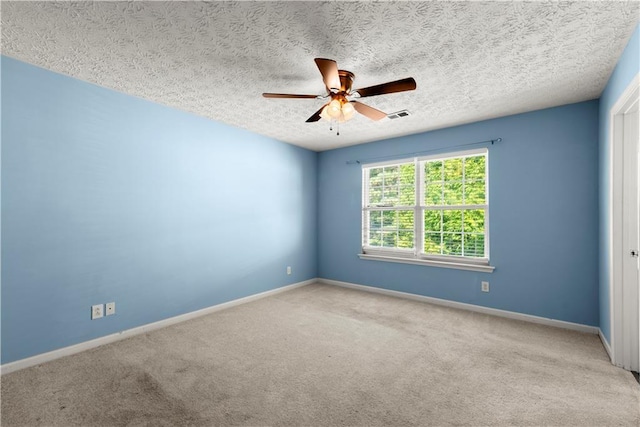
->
[359, 148, 494, 273]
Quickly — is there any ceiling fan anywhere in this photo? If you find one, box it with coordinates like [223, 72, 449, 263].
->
[262, 58, 416, 123]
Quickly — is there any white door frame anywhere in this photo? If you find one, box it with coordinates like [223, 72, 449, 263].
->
[609, 73, 640, 370]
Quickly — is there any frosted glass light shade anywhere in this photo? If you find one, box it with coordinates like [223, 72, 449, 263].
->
[327, 99, 342, 118]
[319, 99, 356, 122]
[342, 102, 355, 120]
[320, 105, 331, 121]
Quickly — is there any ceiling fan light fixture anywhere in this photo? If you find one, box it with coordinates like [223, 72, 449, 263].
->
[327, 99, 342, 119]
[342, 101, 355, 120]
[319, 105, 331, 121]
[322, 98, 356, 123]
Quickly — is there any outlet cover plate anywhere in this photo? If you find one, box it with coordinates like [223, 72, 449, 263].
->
[92, 304, 104, 319]
[481, 281, 490, 292]
[105, 302, 115, 316]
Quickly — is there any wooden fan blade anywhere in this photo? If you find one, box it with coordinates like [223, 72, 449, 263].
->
[306, 102, 330, 122]
[314, 58, 341, 91]
[352, 101, 387, 121]
[263, 93, 319, 99]
[353, 77, 417, 98]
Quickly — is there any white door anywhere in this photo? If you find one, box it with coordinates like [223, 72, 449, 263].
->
[611, 77, 640, 372]
[621, 99, 639, 372]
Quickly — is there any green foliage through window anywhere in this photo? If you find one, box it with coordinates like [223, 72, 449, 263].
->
[368, 209, 414, 249]
[424, 155, 485, 206]
[367, 163, 415, 207]
[364, 151, 488, 259]
[424, 209, 485, 257]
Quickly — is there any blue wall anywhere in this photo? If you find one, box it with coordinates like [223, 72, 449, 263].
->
[1, 57, 318, 364]
[318, 101, 600, 326]
[598, 24, 640, 344]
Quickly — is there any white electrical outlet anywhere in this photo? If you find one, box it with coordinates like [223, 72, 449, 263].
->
[287, 266, 292, 275]
[481, 281, 490, 292]
[105, 302, 115, 316]
[91, 304, 104, 320]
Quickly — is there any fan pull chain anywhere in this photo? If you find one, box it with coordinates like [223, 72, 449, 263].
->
[328, 120, 339, 136]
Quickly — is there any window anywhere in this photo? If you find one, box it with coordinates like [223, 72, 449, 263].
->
[361, 148, 493, 272]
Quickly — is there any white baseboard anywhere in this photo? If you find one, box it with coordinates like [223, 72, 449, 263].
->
[1, 278, 316, 375]
[319, 278, 599, 335]
[598, 328, 614, 362]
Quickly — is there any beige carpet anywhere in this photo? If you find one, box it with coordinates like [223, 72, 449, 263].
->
[1, 283, 638, 426]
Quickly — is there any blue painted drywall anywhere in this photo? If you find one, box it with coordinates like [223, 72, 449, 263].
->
[1, 56, 318, 363]
[598, 25, 640, 344]
[318, 101, 600, 326]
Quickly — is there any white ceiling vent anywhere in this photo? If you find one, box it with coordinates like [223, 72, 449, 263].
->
[387, 110, 411, 120]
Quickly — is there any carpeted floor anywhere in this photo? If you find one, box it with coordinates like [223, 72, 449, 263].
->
[1, 283, 638, 426]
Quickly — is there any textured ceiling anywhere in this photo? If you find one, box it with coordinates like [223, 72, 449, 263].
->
[2, 1, 639, 151]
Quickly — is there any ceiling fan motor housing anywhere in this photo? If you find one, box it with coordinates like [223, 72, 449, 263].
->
[338, 70, 355, 94]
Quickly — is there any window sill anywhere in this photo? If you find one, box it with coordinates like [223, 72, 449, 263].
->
[357, 253, 495, 273]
